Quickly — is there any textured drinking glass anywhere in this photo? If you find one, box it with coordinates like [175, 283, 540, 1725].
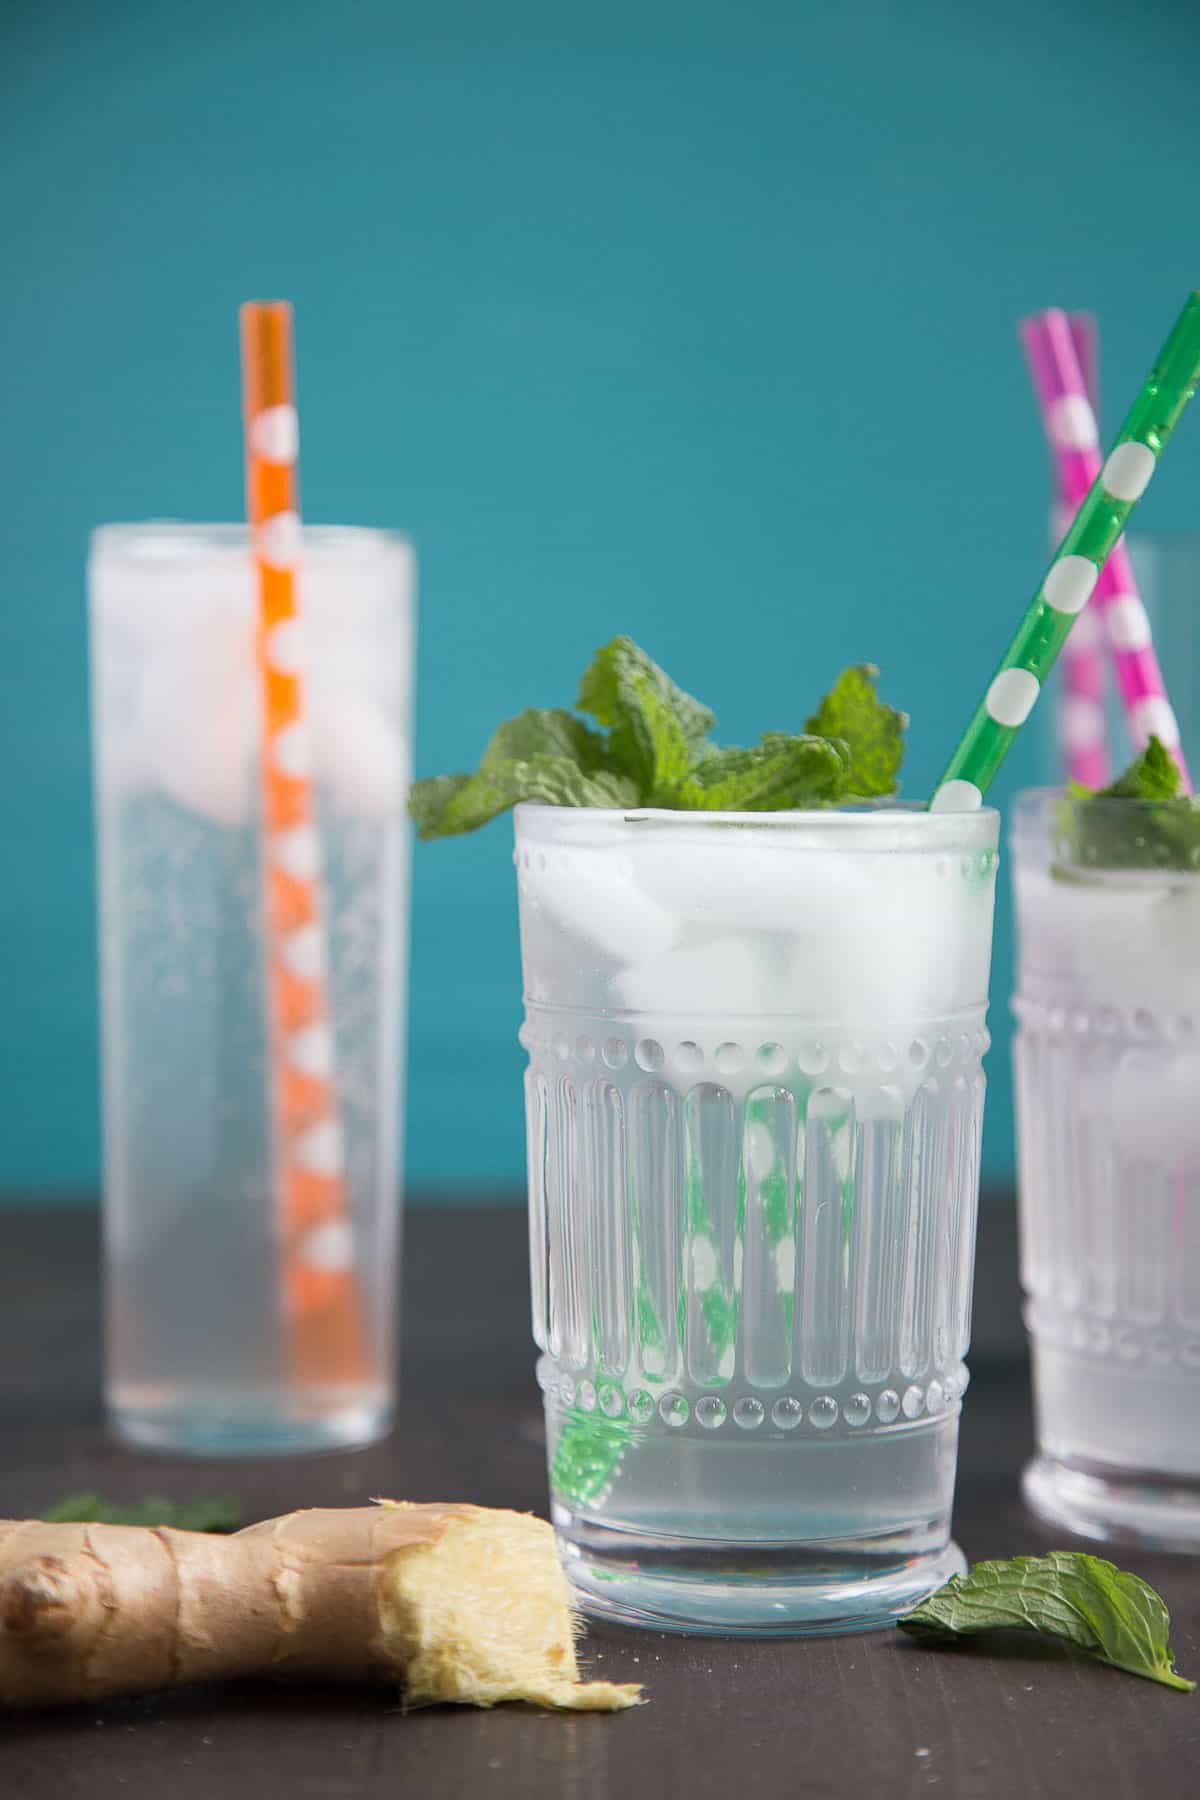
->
[90, 524, 414, 1455]
[1013, 790, 1200, 1549]
[516, 802, 1000, 1633]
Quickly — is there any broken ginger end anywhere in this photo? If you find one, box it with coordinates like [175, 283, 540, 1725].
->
[0, 1503, 642, 1713]
[378, 1501, 641, 1711]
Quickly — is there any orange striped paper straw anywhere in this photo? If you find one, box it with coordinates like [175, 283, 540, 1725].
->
[240, 301, 369, 1385]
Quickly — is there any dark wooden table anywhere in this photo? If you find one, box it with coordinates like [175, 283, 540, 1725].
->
[1, 1201, 1197, 1799]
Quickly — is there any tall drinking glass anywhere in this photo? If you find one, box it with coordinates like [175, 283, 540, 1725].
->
[90, 523, 414, 1455]
[1013, 788, 1200, 1549]
[516, 802, 1000, 1632]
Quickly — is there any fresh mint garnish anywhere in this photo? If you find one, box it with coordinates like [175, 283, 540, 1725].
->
[1099, 734, 1183, 803]
[43, 1492, 241, 1532]
[1055, 736, 1200, 873]
[409, 638, 907, 839]
[899, 1551, 1195, 1692]
[576, 636, 716, 800]
[805, 663, 908, 799]
[480, 706, 613, 774]
[671, 734, 848, 811]
[409, 701, 640, 838]
[409, 758, 639, 840]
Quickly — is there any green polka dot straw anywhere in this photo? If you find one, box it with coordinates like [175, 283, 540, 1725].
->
[931, 292, 1200, 812]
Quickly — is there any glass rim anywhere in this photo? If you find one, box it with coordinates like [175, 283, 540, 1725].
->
[1014, 783, 1191, 821]
[514, 798, 999, 852]
[89, 520, 413, 566]
[1011, 784, 1200, 878]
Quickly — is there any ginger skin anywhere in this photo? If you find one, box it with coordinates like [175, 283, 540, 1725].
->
[0, 1503, 641, 1712]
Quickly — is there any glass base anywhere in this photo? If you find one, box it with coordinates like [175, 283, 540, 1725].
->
[556, 1513, 965, 1636]
[108, 1386, 392, 1458]
[1023, 1453, 1200, 1554]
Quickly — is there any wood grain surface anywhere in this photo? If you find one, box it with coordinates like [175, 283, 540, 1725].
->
[0, 1200, 1196, 1800]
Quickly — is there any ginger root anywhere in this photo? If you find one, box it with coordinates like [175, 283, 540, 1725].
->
[0, 1502, 642, 1712]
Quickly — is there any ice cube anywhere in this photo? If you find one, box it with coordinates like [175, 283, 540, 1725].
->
[525, 846, 678, 962]
[625, 835, 867, 936]
[133, 632, 258, 826]
[613, 936, 782, 1016]
[1016, 866, 1200, 1016]
[763, 854, 991, 1031]
[1094, 1049, 1200, 1165]
[1145, 886, 1200, 1015]
[311, 691, 409, 817]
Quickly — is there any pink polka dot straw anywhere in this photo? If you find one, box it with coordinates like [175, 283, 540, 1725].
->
[932, 292, 1200, 813]
[1021, 311, 1111, 788]
[1020, 307, 1189, 789]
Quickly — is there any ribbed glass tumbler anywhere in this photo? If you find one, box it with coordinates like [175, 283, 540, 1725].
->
[516, 802, 1000, 1633]
[1013, 788, 1200, 1551]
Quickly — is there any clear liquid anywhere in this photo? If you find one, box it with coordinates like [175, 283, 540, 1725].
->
[544, 1375, 960, 1543]
[90, 526, 412, 1455]
[100, 789, 402, 1453]
[525, 1017, 984, 1628]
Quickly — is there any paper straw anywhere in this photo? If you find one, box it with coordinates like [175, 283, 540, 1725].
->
[932, 292, 1200, 812]
[1067, 312, 1099, 431]
[240, 302, 369, 1383]
[1020, 307, 1189, 788]
[1026, 312, 1111, 787]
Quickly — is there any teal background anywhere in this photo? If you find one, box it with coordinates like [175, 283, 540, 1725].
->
[3, 0, 1200, 1199]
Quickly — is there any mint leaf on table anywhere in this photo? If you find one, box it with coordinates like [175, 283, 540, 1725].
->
[804, 663, 907, 798]
[899, 1551, 1195, 1692]
[1055, 735, 1200, 874]
[670, 734, 848, 811]
[576, 636, 716, 801]
[43, 1493, 241, 1533]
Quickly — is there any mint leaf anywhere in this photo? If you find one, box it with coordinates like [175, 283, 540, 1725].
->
[670, 734, 848, 810]
[43, 1492, 241, 1533]
[551, 1409, 638, 1507]
[408, 710, 613, 840]
[411, 756, 639, 840]
[577, 637, 715, 800]
[408, 773, 473, 839]
[899, 1551, 1195, 1692]
[1099, 734, 1181, 801]
[480, 707, 611, 775]
[1055, 736, 1200, 873]
[805, 664, 907, 798]
[408, 637, 910, 836]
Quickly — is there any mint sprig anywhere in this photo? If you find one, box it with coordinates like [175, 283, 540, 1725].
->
[409, 638, 907, 839]
[576, 636, 716, 801]
[1055, 736, 1200, 873]
[43, 1492, 241, 1532]
[899, 1551, 1194, 1691]
[1099, 734, 1182, 803]
[671, 734, 848, 811]
[806, 663, 908, 798]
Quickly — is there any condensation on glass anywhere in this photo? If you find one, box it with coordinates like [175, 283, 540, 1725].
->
[91, 524, 413, 1455]
[1013, 787, 1200, 1550]
[516, 801, 999, 1632]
